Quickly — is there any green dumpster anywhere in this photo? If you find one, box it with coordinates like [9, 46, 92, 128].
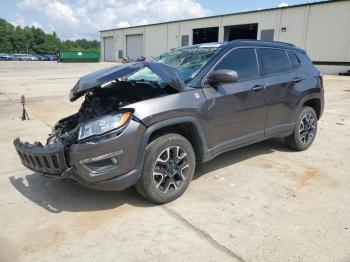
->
[57, 50, 100, 62]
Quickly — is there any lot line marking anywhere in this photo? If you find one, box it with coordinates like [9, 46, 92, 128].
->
[162, 206, 245, 262]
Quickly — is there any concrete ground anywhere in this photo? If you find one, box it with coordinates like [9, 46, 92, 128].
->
[0, 61, 349, 262]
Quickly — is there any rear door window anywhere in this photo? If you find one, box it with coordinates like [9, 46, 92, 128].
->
[214, 48, 259, 81]
[258, 48, 292, 75]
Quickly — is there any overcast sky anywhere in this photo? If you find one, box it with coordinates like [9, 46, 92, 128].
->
[0, 0, 323, 40]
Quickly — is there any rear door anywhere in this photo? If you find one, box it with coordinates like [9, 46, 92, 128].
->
[203, 48, 267, 149]
[257, 48, 300, 136]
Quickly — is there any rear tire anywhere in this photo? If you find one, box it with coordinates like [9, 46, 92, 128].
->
[286, 106, 317, 151]
[135, 133, 195, 204]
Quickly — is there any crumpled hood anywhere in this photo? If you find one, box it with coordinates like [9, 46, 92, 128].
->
[69, 61, 185, 101]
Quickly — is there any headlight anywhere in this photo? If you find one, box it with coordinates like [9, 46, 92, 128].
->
[78, 112, 131, 141]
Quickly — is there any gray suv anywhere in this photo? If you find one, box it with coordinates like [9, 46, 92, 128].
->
[14, 40, 324, 203]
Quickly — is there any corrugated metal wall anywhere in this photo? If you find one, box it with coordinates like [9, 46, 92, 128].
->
[278, 6, 308, 48]
[305, 0, 350, 62]
[145, 24, 167, 57]
[100, 0, 350, 74]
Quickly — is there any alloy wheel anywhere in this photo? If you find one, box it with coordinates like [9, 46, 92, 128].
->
[153, 146, 189, 193]
[299, 113, 316, 144]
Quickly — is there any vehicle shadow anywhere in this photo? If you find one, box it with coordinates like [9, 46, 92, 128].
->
[9, 175, 153, 213]
[9, 137, 292, 213]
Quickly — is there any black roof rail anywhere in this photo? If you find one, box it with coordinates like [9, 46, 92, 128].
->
[232, 39, 296, 47]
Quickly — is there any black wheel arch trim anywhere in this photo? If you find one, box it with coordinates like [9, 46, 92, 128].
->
[295, 93, 324, 120]
[134, 116, 210, 179]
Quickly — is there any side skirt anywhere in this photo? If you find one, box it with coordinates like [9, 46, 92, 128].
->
[204, 127, 294, 163]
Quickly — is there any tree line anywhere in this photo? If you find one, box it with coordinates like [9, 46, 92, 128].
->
[0, 18, 100, 54]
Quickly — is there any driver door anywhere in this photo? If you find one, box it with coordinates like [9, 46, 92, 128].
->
[203, 48, 267, 149]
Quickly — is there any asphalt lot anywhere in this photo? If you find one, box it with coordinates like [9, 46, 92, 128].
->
[0, 61, 349, 262]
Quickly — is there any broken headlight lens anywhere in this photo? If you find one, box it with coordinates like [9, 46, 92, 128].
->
[78, 112, 131, 141]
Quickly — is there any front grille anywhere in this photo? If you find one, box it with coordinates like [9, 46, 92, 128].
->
[14, 138, 67, 176]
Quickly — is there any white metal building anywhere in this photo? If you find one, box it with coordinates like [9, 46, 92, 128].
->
[100, 0, 350, 74]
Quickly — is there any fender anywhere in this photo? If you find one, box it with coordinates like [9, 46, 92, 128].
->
[295, 92, 324, 120]
[133, 116, 210, 177]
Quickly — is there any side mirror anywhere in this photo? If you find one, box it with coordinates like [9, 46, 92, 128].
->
[208, 69, 238, 85]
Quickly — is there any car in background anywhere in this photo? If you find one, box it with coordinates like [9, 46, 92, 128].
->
[43, 54, 57, 61]
[9, 54, 21, 61]
[15, 54, 40, 61]
[11, 54, 35, 61]
[35, 55, 48, 61]
[0, 53, 11, 61]
[25, 54, 39, 61]
[2, 53, 59, 61]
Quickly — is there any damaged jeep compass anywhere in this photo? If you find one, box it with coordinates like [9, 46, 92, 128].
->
[14, 40, 324, 203]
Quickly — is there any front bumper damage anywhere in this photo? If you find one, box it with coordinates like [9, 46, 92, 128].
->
[14, 120, 146, 191]
[14, 138, 67, 176]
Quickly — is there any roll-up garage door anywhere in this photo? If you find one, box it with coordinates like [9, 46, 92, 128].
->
[126, 34, 143, 60]
[103, 37, 113, 62]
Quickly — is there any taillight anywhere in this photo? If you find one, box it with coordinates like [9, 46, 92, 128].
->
[319, 73, 323, 87]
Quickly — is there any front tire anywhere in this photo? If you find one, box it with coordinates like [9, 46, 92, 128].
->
[286, 106, 318, 151]
[135, 133, 196, 204]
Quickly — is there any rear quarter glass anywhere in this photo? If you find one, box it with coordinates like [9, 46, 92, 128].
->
[287, 51, 301, 69]
[295, 52, 314, 67]
[295, 51, 320, 74]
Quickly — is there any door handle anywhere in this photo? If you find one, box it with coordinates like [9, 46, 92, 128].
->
[251, 85, 265, 91]
[292, 77, 304, 83]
